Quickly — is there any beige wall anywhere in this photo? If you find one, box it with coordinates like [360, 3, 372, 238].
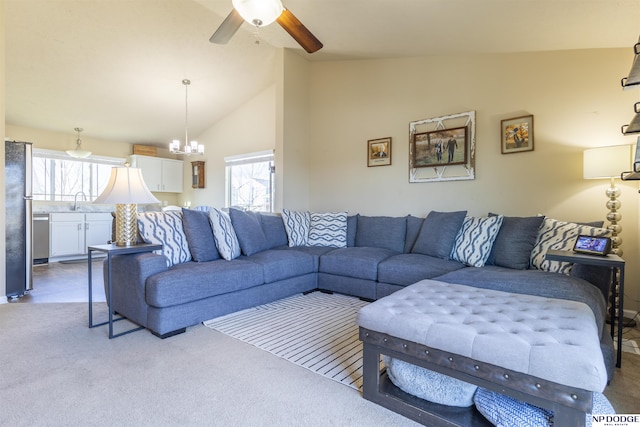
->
[305, 48, 640, 311]
[4, 124, 181, 205]
[1, 0, 6, 301]
[182, 84, 277, 208]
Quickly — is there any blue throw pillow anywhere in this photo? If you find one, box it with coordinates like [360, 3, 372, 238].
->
[474, 387, 615, 427]
[347, 215, 359, 247]
[404, 215, 424, 253]
[486, 214, 544, 270]
[228, 208, 269, 256]
[181, 208, 219, 262]
[411, 211, 467, 259]
[355, 216, 406, 253]
[259, 212, 289, 249]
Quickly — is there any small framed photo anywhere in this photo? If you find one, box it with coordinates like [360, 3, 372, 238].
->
[412, 126, 467, 168]
[501, 115, 534, 154]
[367, 137, 392, 167]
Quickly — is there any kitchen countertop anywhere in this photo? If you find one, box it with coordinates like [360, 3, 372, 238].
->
[32, 202, 163, 215]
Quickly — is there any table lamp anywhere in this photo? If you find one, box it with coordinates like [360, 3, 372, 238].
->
[583, 145, 631, 255]
[94, 165, 160, 246]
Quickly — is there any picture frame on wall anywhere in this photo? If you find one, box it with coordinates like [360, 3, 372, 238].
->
[501, 115, 534, 154]
[367, 137, 392, 167]
[412, 126, 468, 168]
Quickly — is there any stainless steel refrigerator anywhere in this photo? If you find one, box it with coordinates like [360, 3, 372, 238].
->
[5, 140, 33, 299]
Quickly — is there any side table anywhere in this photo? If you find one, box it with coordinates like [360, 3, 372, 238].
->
[88, 243, 162, 339]
[545, 249, 625, 368]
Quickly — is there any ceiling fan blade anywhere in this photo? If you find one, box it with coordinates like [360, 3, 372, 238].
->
[276, 8, 323, 54]
[209, 9, 244, 44]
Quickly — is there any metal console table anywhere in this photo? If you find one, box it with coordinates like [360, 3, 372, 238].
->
[545, 249, 625, 368]
[88, 243, 162, 339]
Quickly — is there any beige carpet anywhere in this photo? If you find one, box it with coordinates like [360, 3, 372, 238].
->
[1, 301, 639, 426]
[0, 302, 421, 427]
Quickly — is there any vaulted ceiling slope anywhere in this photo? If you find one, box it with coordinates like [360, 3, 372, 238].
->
[5, 0, 639, 145]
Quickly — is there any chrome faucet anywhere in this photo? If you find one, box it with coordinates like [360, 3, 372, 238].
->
[73, 191, 87, 211]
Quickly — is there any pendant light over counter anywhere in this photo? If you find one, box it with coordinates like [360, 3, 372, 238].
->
[66, 127, 92, 159]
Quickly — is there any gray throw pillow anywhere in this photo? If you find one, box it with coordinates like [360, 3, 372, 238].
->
[228, 208, 269, 256]
[181, 208, 220, 262]
[347, 215, 359, 247]
[355, 216, 406, 253]
[486, 215, 544, 270]
[411, 211, 467, 259]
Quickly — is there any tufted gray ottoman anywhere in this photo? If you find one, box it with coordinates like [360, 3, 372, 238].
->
[356, 279, 608, 427]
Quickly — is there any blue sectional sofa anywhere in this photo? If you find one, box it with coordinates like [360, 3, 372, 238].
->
[106, 207, 615, 378]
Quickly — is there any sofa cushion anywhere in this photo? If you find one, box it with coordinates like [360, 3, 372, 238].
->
[283, 245, 336, 270]
[242, 249, 316, 283]
[229, 208, 269, 256]
[411, 210, 467, 259]
[137, 211, 192, 267]
[282, 209, 310, 247]
[181, 208, 220, 262]
[474, 387, 615, 427]
[259, 212, 288, 249]
[377, 253, 465, 286]
[450, 215, 504, 267]
[385, 356, 477, 407]
[404, 215, 424, 253]
[209, 208, 241, 260]
[308, 212, 348, 247]
[146, 259, 263, 308]
[355, 216, 407, 253]
[530, 217, 612, 274]
[486, 215, 544, 270]
[319, 246, 397, 281]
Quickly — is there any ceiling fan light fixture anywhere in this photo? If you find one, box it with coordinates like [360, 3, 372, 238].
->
[232, 0, 283, 27]
[66, 127, 92, 159]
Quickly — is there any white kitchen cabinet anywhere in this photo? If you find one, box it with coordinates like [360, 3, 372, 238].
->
[85, 213, 113, 247]
[50, 212, 113, 258]
[50, 213, 84, 257]
[129, 155, 184, 193]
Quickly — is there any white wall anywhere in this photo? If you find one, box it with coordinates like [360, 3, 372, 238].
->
[1, 0, 6, 302]
[182, 84, 277, 208]
[305, 48, 640, 310]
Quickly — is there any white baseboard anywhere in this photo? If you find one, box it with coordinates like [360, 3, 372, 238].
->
[0, 296, 7, 304]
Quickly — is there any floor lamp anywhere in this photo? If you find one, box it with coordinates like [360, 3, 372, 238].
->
[583, 145, 631, 256]
[94, 165, 160, 246]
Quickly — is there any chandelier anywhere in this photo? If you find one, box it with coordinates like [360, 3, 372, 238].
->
[170, 79, 204, 156]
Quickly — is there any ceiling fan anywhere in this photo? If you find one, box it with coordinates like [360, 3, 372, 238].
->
[209, 0, 323, 54]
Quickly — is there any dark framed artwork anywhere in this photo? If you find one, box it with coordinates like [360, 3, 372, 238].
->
[409, 110, 476, 183]
[367, 137, 392, 167]
[412, 126, 467, 168]
[501, 115, 534, 154]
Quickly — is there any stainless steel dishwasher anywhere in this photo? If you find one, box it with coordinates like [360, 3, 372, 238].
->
[33, 213, 50, 265]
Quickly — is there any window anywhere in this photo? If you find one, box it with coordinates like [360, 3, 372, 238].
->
[33, 149, 125, 201]
[225, 150, 274, 212]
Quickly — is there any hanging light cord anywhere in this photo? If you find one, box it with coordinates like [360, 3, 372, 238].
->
[183, 79, 190, 146]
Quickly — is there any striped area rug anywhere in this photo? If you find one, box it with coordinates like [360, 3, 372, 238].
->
[203, 291, 370, 390]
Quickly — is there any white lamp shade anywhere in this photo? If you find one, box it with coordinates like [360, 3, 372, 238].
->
[93, 166, 160, 205]
[583, 145, 631, 179]
[232, 0, 283, 26]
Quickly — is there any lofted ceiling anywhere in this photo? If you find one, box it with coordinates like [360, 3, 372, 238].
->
[4, 0, 640, 147]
